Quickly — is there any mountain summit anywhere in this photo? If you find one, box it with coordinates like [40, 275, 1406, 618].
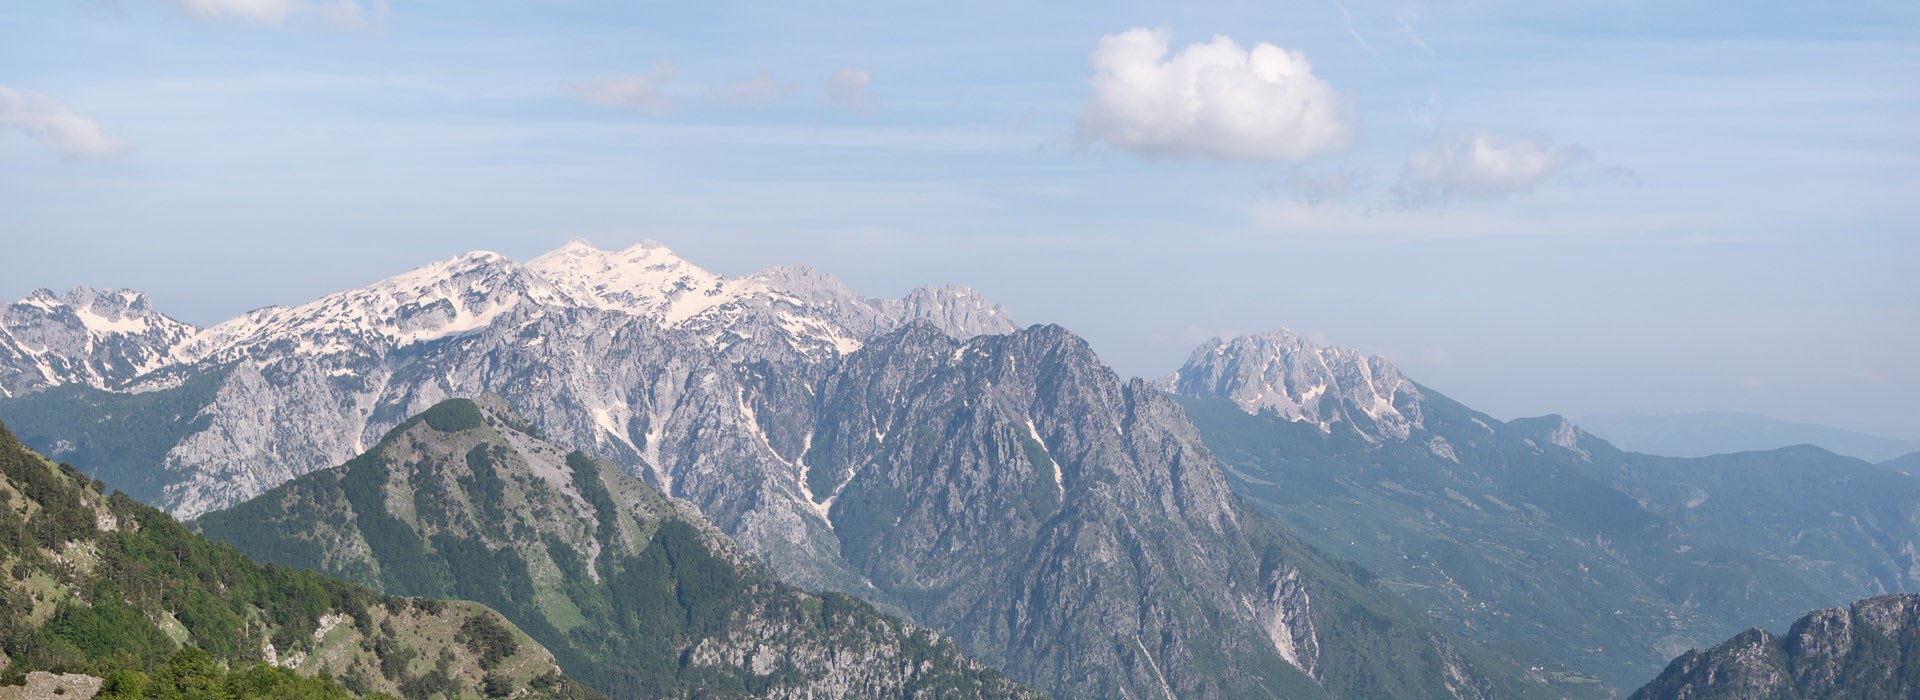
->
[4, 240, 1017, 393]
[0, 286, 195, 396]
[0, 240, 1015, 517]
[1160, 328, 1427, 442]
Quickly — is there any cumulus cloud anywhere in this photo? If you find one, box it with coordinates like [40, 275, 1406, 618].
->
[0, 87, 129, 159]
[823, 67, 872, 108]
[164, 0, 386, 29]
[1076, 28, 1353, 162]
[1394, 129, 1589, 205]
[713, 72, 786, 108]
[571, 62, 676, 114]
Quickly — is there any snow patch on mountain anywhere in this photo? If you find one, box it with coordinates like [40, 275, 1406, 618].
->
[1161, 328, 1426, 442]
[175, 251, 571, 365]
[527, 239, 740, 324]
[0, 286, 197, 394]
[0, 239, 1022, 524]
[5, 239, 1017, 396]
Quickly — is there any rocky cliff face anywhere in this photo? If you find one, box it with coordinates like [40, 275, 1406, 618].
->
[1633, 594, 1920, 700]
[811, 325, 1278, 697]
[0, 287, 195, 397]
[787, 324, 1545, 700]
[1160, 328, 1426, 442]
[194, 397, 1045, 700]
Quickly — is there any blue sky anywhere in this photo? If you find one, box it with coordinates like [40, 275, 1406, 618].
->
[2, 0, 1916, 436]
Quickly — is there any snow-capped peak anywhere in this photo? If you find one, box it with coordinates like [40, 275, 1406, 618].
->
[18, 288, 63, 311]
[177, 250, 568, 363]
[526, 239, 746, 324]
[0, 286, 198, 393]
[3, 239, 1022, 396]
[1162, 328, 1426, 442]
[6, 286, 195, 339]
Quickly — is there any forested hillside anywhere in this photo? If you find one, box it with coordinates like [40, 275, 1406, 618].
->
[0, 417, 599, 699]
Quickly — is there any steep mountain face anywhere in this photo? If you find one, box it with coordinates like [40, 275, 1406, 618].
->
[0, 417, 597, 699]
[0, 288, 194, 397]
[194, 397, 1047, 700]
[196, 340, 1553, 700]
[1632, 594, 1920, 700]
[785, 325, 1550, 700]
[1165, 329, 1920, 696]
[0, 240, 1016, 527]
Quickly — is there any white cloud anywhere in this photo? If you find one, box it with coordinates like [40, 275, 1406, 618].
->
[823, 67, 871, 108]
[164, 0, 385, 29]
[0, 86, 129, 159]
[1395, 129, 1588, 205]
[713, 72, 785, 108]
[1076, 28, 1353, 162]
[571, 62, 676, 114]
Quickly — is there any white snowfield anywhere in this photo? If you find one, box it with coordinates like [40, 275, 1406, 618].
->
[1, 239, 1018, 392]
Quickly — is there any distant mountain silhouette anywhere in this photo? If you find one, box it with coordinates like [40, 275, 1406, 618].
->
[1577, 411, 1920, 463]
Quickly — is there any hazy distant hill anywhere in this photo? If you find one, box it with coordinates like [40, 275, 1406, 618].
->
[1576, 411, 1920, 463]
[1880, 452, 1920, 479]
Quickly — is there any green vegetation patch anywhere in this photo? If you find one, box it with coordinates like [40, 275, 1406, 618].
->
[0, 367, 228, 505]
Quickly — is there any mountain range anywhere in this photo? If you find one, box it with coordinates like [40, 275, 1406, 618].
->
[1577, 411, 1920, 464]
[1161, 328, 1920, 696]
[184, 344, 1552, 699]
[0, 242, 1554, 698]
[0, 240, 1012, 523]
[194, 396, 1044, 699]
[4, 239, 1917, 698]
